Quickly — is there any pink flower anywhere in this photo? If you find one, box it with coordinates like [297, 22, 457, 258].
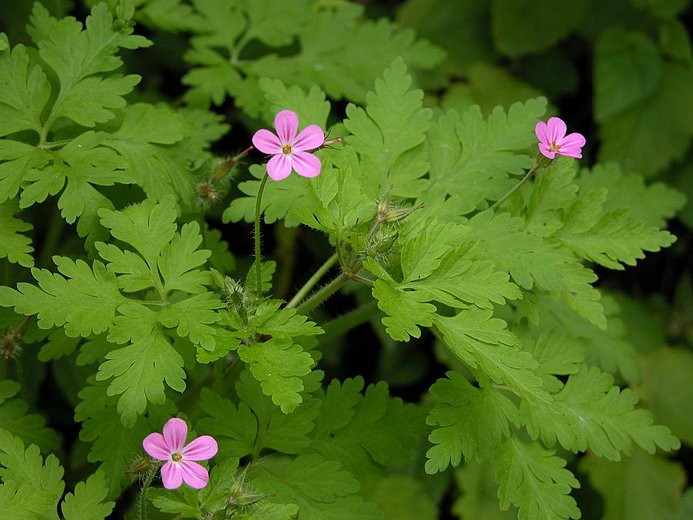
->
[535, 117, 586, 159]
[252, 110, 325, 181]
[142, 418, 218, 490]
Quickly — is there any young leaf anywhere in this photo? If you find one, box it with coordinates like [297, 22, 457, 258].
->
[343, 57, 432, 196]
[27, 3, 150, 128]
[0, 43, 50, 137]
[425, 98, 546, 208]
[493, 438, 580, 520]
[74, 381, 157, 498]
[521, 367, 681, 460]
[251, 453, 383, 520]
[0, 200, 33, 267]
[425, 372, 519, 473]
[434, 309, 550, 404]
[238, 337, 314, 414]
[60, 471, 115, 520]
[0, 428, 65, 519]
[0, 380, 59, 453]
[0, 257, 124, 337]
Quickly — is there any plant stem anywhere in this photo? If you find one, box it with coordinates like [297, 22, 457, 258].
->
[321, 300, 380, 340]
[254, 174, 270, 294]
[138, 466, 157, 520]
[286, 253, 338, 309]
[489, 163, 540, 210]
[295, 272, 350, 315]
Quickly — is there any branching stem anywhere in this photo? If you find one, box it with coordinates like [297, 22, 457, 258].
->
[286, 253, 338, 309]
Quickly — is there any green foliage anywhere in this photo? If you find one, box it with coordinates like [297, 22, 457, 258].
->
[494, 438, 581, 520]
[0, 380, 59, 453]
[0, 2, 689, 520]
[581, 448, 687, 520]
[180, 0, 443, 116]
[0, 200, 33, 267]
[0, 428, 114, 520]
[1, 196, 224, 426]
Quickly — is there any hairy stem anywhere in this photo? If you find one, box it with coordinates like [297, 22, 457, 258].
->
[254, 174, 270, 294]
[286, 253, 338, 309]
[138, 466, 157, 520]
[295, 272, 351, 315]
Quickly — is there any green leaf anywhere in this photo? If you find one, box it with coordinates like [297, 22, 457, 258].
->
[99, 196, 177, 269]
[259, 79, 331, 130]
[453, 462, 516, 520]
[0, 200, 33, 267]
[0, 257, 124, 337]
[425, 98, 546, 209]
[60, 471, 115, 520]
[199, 371, 320, 460]
[98, 104, 214, 205]
[310, 378, 425, 480]
[466, 210, 606, 328]
[581, 448, 687, 520]
[0, 43, 50, 137]
[493, 438, 580, 520]
[434, 309, 550, 404]
[371, 279, 436, 342]
[599, 62, 693, 177]
[397, 0, 496, 76]
[0, 140, 50, 203]
[425, 372, 519, 473]
[576, 162, 686, 228]
[158, 293, 223, 351]
[28, 3, 150, 128]
[343, 57, 432, 196]
[238, 337, 314, 413]
[491, 0, 590, 56]
[74, 381, 156, 498]
[252, 453, 383, 520]
[594, 28, 662, 121]
[523, 367, 680, 460]
[0, 428, 65, 519]
[636, 347, 693, 445]
[0, 380, 59, 453]
[362, 475, 438, 520]
[97, 303, 186, 426]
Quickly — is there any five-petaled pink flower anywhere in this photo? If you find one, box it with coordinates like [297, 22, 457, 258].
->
[252, 110, 325, 181]
[143, 418, 218, 490]
[535, 117, 586, 159]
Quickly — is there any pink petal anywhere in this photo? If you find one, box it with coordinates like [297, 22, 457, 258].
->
[182, 435, 218, 461]
[161, 461, 183, 489]
[252, 129, 282, 154]
[538, 143, 556, 159]
[291, 151, 322, 178]
[266, 154, 292, 181]
[535, 121, 550, 145]
[292, 125, 325, 151]
[162, 418, 188, 452]
[558, 147, 583, 159]
[179, 460, 210, 489]
[142, 432, 170, 461]
[274, 110, 298, 144]
[559, 132, 586, 149]
[546, 117, 567, 143]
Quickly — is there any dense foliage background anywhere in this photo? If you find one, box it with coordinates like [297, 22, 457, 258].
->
[0, 0, 691, 518]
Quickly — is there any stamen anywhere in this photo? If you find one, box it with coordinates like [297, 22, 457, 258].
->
[282, 144, 292, 154]
[171, 453, 183, 462]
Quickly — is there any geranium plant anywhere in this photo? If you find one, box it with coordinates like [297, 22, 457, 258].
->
[0, 1, 691, 519]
